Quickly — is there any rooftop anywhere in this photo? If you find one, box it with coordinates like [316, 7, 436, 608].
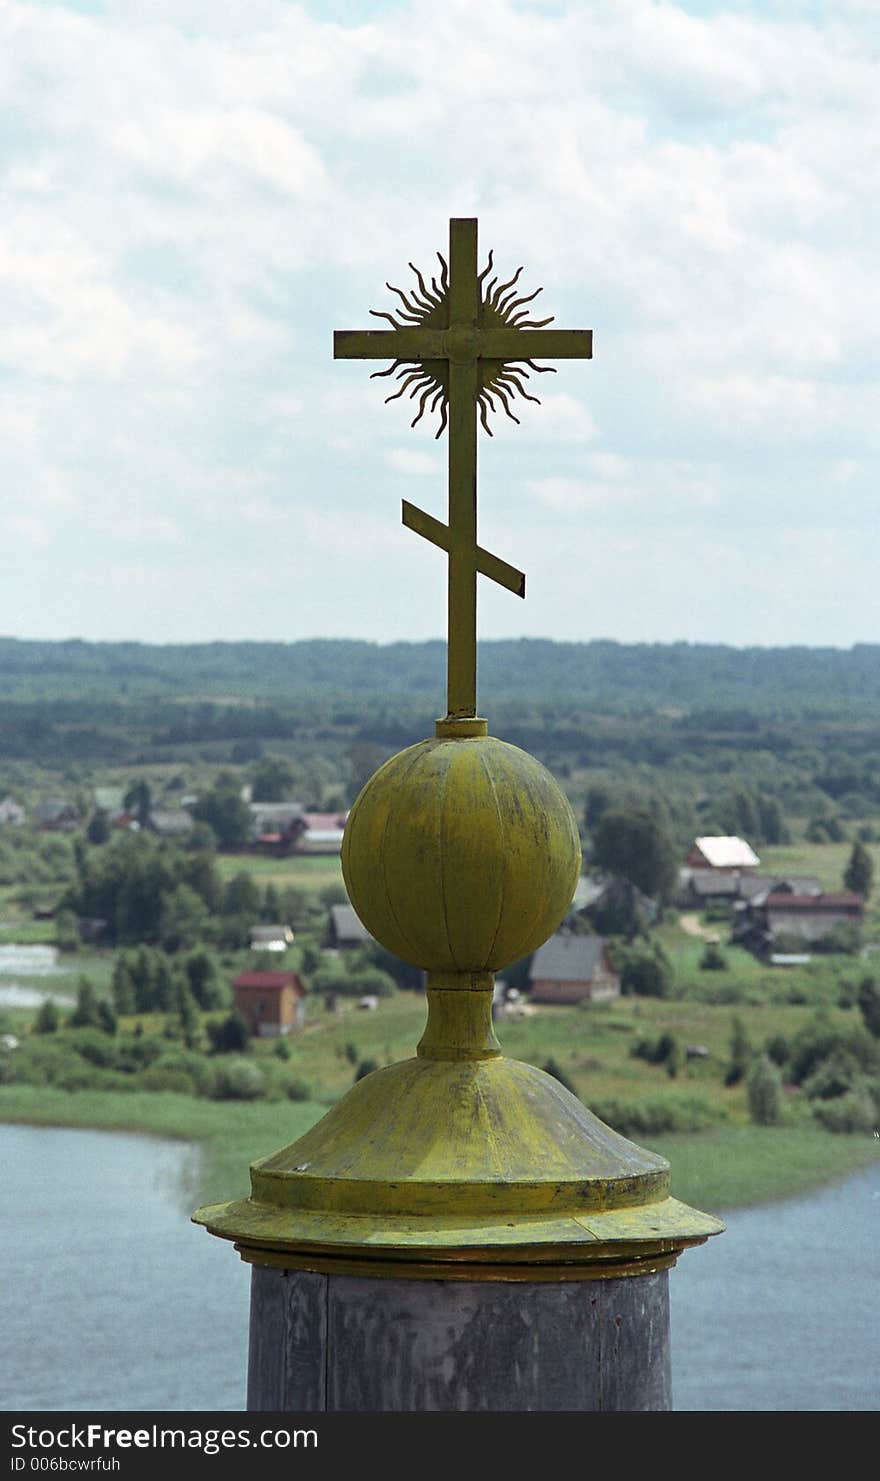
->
[529, 933, 607, 981]
[694, 836, 760, 868]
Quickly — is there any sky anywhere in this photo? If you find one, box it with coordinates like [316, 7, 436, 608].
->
[1, 0, 878, 649]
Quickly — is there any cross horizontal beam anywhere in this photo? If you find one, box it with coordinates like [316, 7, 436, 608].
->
[402, 500, 525, 598]
[334, 329, 593, 362]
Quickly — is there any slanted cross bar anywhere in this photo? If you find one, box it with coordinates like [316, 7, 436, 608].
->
[334, 218, 592, 719]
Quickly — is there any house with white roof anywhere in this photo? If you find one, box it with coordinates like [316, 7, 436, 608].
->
[685, 836, 760, 872]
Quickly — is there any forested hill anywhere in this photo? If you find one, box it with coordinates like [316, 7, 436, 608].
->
[1, 636, 880, 714]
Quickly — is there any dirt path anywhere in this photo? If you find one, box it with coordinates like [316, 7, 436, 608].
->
[679, 912, 718, 941]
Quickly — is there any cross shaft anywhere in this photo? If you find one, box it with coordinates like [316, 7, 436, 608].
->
[334, 218, 592, 720]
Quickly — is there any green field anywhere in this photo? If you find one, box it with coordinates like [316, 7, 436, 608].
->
[214, 852, 344, 890]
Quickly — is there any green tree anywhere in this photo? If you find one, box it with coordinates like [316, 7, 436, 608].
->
[158, 882, 208, 952]
[173, 977, 200, 1050]
[123, 780, 152, 827]
[97, 999, 118, 1036]
[619, 944, 673, 998]
[34, 998, 59, 1034]
[153, 954, 174, 1013]
[584, 783, 613, 831]
[591, 807, 677, 904]
[844, 840, 874, 898]
[250, 756, 294, 802]
[192, 774, 252, 851]
[725, 1015, 752, 1087]
[223, 871, 261, 918]
[130, 946, 156, 1013]
[54, 908, 80, 953]
[857, 976, 880, 1038]
[747, 1055, 783, 1125]
[87, 810, 110, 845]
[208, 1010, 250, 1054]
[184, 949, 225, 1010]
[69, 977, 101, 1029]
[111, 957, 136, 1016]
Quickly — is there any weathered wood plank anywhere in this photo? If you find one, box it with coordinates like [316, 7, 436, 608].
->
[247, 1265, 286, 1411]
[244, 1270, 671, 1412]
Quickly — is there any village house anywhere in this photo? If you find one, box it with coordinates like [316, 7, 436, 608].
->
[681, 869, 822, 910]
[330, 903, 372, 948]
[145, 808, 194, 838]
[249, 924, 295, 953]
[33, 798, 80, 831]
[248, 802, 306, 855]
[295, 811, 348, 855]
[732, 886, 864, 955]
[0, 796, 26, 826]
[685, 836, 760, 872]
[529, 934, 620, 1004]
[232, 970, 306, 1037]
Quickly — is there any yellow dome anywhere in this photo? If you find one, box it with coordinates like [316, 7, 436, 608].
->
[342, 730, 581, 972]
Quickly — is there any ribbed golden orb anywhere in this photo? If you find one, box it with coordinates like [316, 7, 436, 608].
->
[341, 720, 581, 973]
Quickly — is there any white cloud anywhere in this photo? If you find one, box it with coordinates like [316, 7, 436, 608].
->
[386, 448, 440, 476]
[0, 0, 875, 643]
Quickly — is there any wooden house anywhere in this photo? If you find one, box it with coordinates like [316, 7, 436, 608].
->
[248, 802, 306, 855]
[764, 891, 863, 942]
[529, 934, 620, 1004]
[330, 903, 372, 948]
[249, 924, 295, 953]
[296, 811, 348, 855]
[33, 798, 80, 831]
[232, 970, 306, 1037]
[685, 836, 759, 872]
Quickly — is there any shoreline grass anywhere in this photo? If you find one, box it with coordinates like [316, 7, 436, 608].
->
[1, 1083, 876, 1217]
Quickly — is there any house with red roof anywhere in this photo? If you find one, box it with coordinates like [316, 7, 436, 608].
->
[232, 970, 306, 1037]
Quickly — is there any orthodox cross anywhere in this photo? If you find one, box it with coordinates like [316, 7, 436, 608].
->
[334, 217, 592, 720]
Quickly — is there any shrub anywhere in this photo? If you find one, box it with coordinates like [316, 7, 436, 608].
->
[33, 999, 60, 1034]
[69, 978, 102, 1030]
[286, 1077, 312, 1102]
[802, 1049, 866, 1102]
[273, 1038, 292, 1059]
[724, 1016, 752, 1087]
[747, 1055, 783, 1126]
[631, 1034, 680, 1069]
[788, 1017, 880, 1086]
[699, 943, 727, 971]
[665, 1040, 684, 1079]
[857, 977, 880, 1037]
[542, 1057, 578, 1095]
[66, 1028, 118, 1069]
[207, 1011, 250, 1054]
[812, 1087, 877, 1134]
[764, 1033, 790, 1068]
[620, 947, 673, 999]
[590, 1096, 723, 1139]
[97, 1000, 118, 1036]
[311, 967, 397, 999]
[354, 1058, 378, 1082]
[140, 1049, 211, 1096]
[205, 1058, 265, 1101]
[54, 909, 80, 953]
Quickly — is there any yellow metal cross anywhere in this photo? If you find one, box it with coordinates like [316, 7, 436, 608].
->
[334, 217, 592, 720]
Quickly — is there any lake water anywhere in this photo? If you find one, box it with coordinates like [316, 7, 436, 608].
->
[1, 1124, 877, 1412]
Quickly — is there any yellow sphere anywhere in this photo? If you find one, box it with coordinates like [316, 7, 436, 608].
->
[342, 733, 581, 973]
